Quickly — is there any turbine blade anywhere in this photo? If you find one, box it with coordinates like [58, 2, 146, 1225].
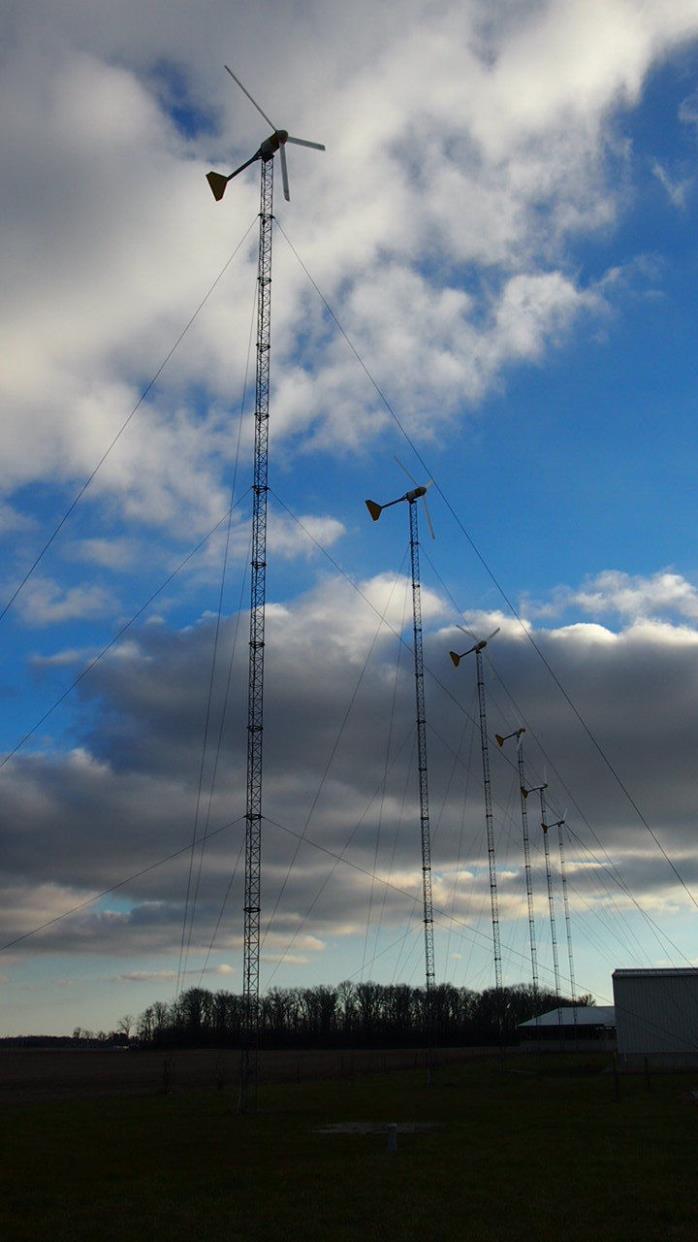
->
[287, 136, 326, 150]
[280, 144, 290, 201]
[394, 455, 418, 486]
[423, 495, 436, 541]
[486, 626, 501, 643]
[224, 65, 277, 130]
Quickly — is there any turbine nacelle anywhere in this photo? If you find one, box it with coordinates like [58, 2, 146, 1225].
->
[406, 485, 428, 503]
[259, 129, 289, 160]
[521, 782, 547, 801]
[365, 463, 434, 538]
[449, 626, 500, 666]
[496, 727, 525, 748]
[365, 485, 428, 521]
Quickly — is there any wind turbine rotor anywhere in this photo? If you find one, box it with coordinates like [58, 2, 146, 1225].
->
[279, 144, 291, 201]
[219, 66, 324, 202]
[394, 457, 436, 538]
[395, 455, 418, 487]
[225, 64, 277, 130]
[422, 499, 436, 541]
[422, 481, 436, 540]
[287, 136, 326, 150]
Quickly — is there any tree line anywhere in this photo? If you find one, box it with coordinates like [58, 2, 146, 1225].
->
[134, 982, 593, 1049]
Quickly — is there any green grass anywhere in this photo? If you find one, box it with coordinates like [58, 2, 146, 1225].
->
[2, 1054, 697, 1241]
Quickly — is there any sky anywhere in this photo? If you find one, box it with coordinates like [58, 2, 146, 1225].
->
[3, 0, 698, 1036]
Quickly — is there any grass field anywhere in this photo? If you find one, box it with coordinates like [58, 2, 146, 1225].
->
[2, 1049, 697, 1241]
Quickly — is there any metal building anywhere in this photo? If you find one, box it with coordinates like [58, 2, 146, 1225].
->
[613, 968, 698, 1065]
[517, 1006, 616, 1051]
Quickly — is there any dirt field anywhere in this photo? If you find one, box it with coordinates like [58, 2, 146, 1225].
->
[0, 1043, 496, 1102]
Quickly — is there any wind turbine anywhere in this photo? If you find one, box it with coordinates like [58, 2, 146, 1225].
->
[496, 728, 539, 996]
[449, 626, 502, 990]
[365, 462, 437, 1054]
[523, 779, 561, 999]
[207, 66, 324, 1114]
[207, 66, 325, 203]
[548, 813, 577, 1008]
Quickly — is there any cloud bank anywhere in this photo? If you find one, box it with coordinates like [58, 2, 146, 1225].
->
[4, 568, 698, 1004]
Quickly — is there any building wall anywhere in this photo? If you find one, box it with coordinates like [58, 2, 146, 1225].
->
[613, 971, 698, 1057]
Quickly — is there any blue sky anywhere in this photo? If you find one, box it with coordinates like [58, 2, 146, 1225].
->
[4, 0, 698, 1035]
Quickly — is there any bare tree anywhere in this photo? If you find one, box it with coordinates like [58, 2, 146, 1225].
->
[117, 1014, 134, 1040]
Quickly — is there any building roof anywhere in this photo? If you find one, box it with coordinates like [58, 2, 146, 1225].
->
[518, 1006, 616, 1029]
[613, 968, 698, 979]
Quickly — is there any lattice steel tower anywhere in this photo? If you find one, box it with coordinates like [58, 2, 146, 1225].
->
[524, 782, 561, 998]
[206, 67, 324, 1112]
[552, 816, 576, 1002]
[365, 479, 437, 1000]
[496, 728, 538, 994]
[241, 158, 272, 1112]
[450, 628, 502, 990]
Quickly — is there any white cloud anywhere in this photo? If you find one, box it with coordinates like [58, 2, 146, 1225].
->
[32, 648, 92, 670]
[0, 505, 35, 535]
[652, 160, 692, 208]
[16, 577, 114, 627]
[64, 538, 137, 570]
[547, 621, 618, 644]
[112, 963, 235, 983]
[268, 512, 346, 559]
[2, 0, 696, 534]
[678, 87, 698, 125]
[532, 569, 698, 626]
